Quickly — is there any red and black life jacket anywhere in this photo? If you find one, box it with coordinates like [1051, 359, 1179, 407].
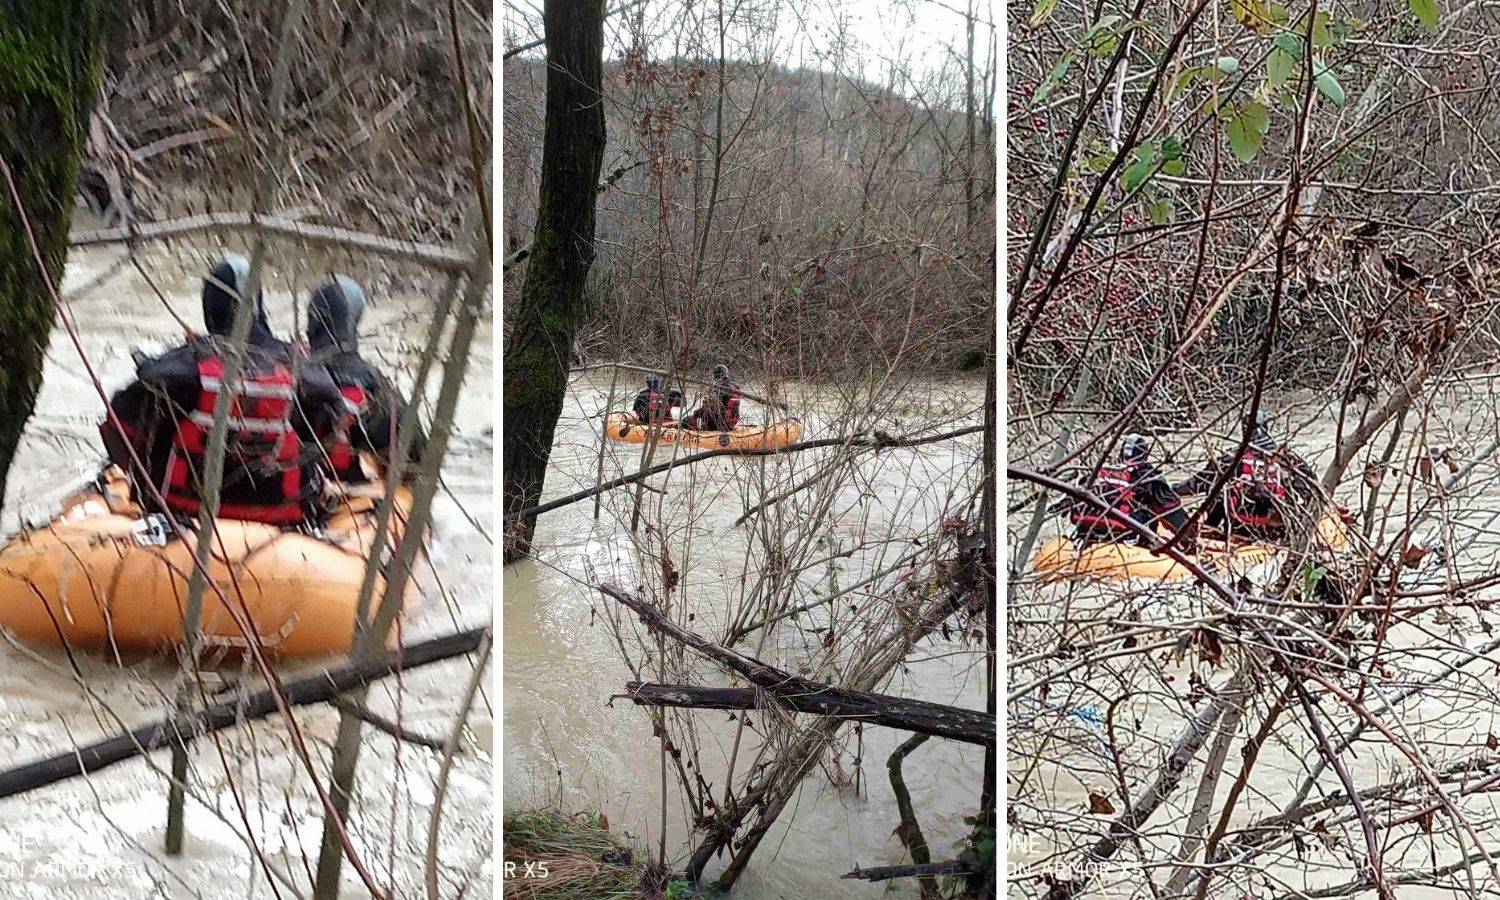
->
[326, 382, 370, 481]
[163, 355, 306, 524]
[1226, 449, 1289, 529]
[723, 387, 742, 428]
[637, 388, 669, 423]
[1070, 462, 1138, 532]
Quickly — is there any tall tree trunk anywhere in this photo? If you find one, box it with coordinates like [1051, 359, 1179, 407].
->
[501, 0, 607, 563]
[0, 1, 106, 510]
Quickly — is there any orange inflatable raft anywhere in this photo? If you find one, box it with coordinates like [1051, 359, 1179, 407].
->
[1031, 513, 1350, 584]
[604, 412, 804, 451]
[0, 468, 413, 657]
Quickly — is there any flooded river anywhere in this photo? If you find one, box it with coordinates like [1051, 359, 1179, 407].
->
[0, 242, 493, 898]
[504, 374, 988, 897]
[1008, 388, 1500, 898]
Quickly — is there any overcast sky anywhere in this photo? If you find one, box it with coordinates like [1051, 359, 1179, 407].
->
[502, 0, 995, 109]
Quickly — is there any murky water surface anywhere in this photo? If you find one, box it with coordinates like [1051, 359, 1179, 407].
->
[0, 243, 493, 898]
[505, 374, 988, 897]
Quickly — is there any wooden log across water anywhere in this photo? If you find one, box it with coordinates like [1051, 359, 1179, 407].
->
[623, 681, 994, 746]
[0, 626, 488, 799]
[842, 860, 976, 881]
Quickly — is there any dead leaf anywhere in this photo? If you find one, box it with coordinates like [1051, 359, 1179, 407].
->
[1229, 0, 1274, 32]
[1088, 792, 1115, 815]
[1401, 545, 1429, 569]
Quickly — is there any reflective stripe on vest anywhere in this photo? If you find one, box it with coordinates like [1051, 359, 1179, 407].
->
[1071, 462, 1138, 532]
[163, 355, 304, 524]
[725, 389, 741, 428]
[1227, 450, 1288, 529]
[327, 383, 369, 476]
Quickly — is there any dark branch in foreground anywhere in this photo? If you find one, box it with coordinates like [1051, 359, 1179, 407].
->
[511, 425, 983, 523]
[623, 681, 994, 746]
[842, 861, 976, 881]
[0, 626, 488, 799]
[329, 696, 447, 752]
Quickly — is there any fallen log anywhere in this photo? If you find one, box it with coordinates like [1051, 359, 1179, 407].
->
[623, 682, 993, 746]
[0, 626, 487, 799]
[842, 861, 975, 881]
[68, 212, 468, 271]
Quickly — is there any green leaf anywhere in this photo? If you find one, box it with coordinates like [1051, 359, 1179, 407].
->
[1121, 143, 1157, 191]
[1085, 16, 1122, 57]
[1162, 159, 1186, 176]
[1032, 52, 1074, 105]
[1301, 10, 1334, 47]
[1314, 66, 1346, 106]
[1302, 563, 1328, 597]
[1267, 48, 1296, 87]
[1122, 161, 1152, 192]
[1148, 198, 1175, 224]
[1409, 0, 1439, 29]
[1030, 0, 1059, 27]
[1272, 32, 1305, 59]
[1170, 65, 1225, 102]
[1226, 102, 1270, 162]
[1215, 56, 1240, 75]
[1083, 153, 1114, 173]
[1161, 137, 1184, 160]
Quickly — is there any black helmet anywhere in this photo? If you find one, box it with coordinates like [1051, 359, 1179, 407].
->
[1121, 433, 1149, 462]
[202, 253, 270, 338]
[712, 364, 729, 380]
[307, 275, 367, 353]
[645, 372, 660, 391]
[1246, 410, 1276, 451]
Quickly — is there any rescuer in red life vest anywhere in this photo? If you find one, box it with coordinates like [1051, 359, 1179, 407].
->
[631, 373, 684, 424]
[101, 254, 343, 525]
[306, 275, 427, 485]
[1067, 433, 1192, 549]
[1176, 411, 1316, 542]
[681, 364, 742, 431]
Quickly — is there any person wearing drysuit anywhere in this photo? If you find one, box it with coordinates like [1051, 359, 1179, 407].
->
[101, 254, 343, 525]
[1176, 411, 1317, 542]
[681, 364, 742, 431]
[305, 275, 426, 484]
[1067, 433, 1193, 549]
[632, 373, 684, 424]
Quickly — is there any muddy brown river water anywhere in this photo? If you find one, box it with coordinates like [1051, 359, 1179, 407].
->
[504, 374, 988, 897]
[0, 242, 493, 898]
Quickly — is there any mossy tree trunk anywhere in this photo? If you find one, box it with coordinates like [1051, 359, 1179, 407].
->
[0, 1, 106, 510]
[501, 0, 606, 563]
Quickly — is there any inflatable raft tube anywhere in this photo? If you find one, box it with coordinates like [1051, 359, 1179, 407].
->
[605, 412, 804, 451]
[1032, 512, 1349, 584]
[0, 468, 414, 657]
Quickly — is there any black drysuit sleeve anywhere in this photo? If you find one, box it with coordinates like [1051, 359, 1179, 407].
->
[1133, 462, 1188, 533]
[101, 345, 201, 475]
[1175, 454, 1228, 496]
[336, 363, 427, 472]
